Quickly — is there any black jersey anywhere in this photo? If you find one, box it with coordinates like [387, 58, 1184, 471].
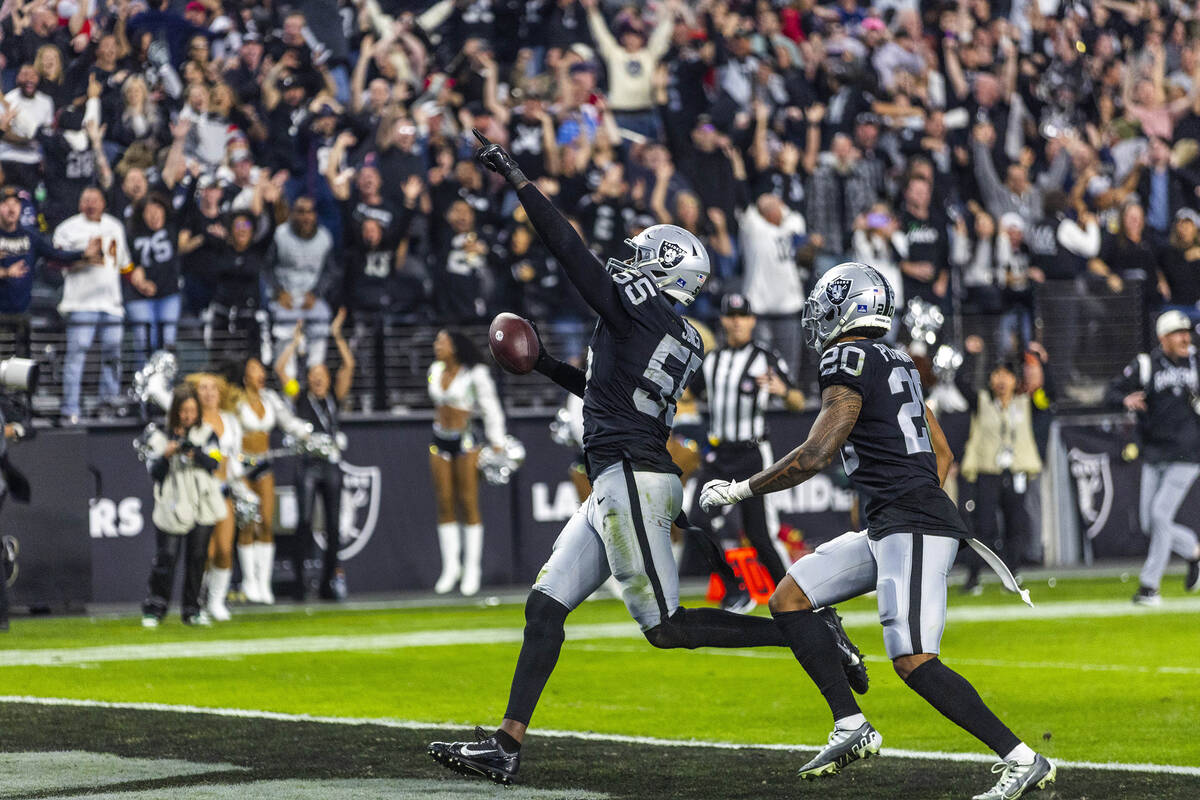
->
[582, 270, 705, 478]
[819, 339, 967, 540]
[1105, 349, 1200, 464]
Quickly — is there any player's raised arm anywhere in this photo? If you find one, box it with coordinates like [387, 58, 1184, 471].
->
[700, 385, 861, 509]
[473, 130, 632, 335]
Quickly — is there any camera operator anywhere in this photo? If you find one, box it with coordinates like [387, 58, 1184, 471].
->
[140, 384, 229, 627]
[275, 310, 354, 601]
[0, 387, 33, 633]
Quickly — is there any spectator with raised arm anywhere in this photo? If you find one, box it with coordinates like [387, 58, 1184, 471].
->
[275, 310, 356, 601]
[581, 0, 676, 139]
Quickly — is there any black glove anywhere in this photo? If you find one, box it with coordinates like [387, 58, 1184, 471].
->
[473, 128, 528, 187]
[529, 319, 553, 372]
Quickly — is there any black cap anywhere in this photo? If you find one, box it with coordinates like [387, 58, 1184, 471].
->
[280, 75, 299, 90]
[720, 293, 753, 316]
[856, 111, 882, 127]
[0, 186, 22, 203]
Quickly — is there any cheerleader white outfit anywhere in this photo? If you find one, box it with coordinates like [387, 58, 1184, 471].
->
[426, 360, 507, 596]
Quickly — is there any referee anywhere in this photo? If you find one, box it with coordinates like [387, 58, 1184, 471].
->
[1105, 309, 1200, 605]
[686, 293, 804, 611]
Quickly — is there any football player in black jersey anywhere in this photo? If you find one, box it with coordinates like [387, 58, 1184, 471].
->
[702, 263, 1055, 800]
[426, 133, 867, 786]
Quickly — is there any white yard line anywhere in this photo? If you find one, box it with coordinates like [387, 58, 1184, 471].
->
[1, 695, 1197, 778]
[1, 596, 1197, 667]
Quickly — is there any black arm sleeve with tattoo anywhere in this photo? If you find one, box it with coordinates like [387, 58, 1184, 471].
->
[516, 183, 632, 335]
[749, 385, 862, 495]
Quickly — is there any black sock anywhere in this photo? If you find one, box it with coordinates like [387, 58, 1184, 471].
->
[494, 729, 520, 752]
[670, 606, 786, 648]
[502, 590, 570, 725]
[904, 658, 1020, 757]
[772, 609, 860, 721]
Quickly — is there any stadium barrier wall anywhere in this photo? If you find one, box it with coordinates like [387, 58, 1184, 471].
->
[3, 412, 1184, 607]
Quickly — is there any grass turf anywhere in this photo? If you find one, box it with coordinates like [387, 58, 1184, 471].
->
[0, 703, 1196, 799]
[0, 574, 1197, 798]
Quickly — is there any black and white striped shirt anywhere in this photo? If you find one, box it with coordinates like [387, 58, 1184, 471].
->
[691, 342, 792, 444]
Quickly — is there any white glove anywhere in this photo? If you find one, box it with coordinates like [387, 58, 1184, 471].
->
[699, 478, 752, 513]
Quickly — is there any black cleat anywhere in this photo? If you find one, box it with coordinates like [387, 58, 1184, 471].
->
[1132, 585, 1162, 606]
[797, 722, 882, 779]
[721, 586, 756, 614]
[428, 727, 520, 785]
[1186, 560, 1199, 593]
[818, 606, 869, 695]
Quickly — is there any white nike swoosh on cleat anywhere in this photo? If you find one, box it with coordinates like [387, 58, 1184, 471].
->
[459, 744, 498, 758]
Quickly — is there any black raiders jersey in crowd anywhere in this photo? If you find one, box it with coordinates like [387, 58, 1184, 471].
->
[1106, 349, 1200, 464]
[582, 271, 704, 479]
[819, 339, 968, 540]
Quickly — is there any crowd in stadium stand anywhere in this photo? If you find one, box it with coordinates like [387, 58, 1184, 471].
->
[1, 0, 1200, 419]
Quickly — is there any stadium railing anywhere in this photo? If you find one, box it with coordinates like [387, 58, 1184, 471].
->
[0, 279, 1147, 422]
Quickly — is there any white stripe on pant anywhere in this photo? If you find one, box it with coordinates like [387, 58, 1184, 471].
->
[533, 463, 681, 630]
[786, 530, 960, 659]
[1138, 462, 1200, 590]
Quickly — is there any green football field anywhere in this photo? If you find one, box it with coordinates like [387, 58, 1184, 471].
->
[1, 572, 1198, 799]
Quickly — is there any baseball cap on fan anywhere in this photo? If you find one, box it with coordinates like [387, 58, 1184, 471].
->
[1155, 309, 1193, 338]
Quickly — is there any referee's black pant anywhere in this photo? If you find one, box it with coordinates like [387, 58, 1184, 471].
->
[688, 443, 786, 584]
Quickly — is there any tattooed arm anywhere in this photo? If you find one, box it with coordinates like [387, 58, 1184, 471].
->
[700, 385, 861, 511]
[748, 385, 862, 495]
[925, 407, 953, 487]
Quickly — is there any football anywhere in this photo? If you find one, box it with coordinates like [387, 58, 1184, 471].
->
[488, 312, 540, 375]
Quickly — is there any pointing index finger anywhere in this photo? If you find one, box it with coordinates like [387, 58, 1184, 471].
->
[472, 128, 492, 146]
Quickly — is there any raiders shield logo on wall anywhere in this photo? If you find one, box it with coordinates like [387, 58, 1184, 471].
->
[658, 240, 686, 268]
[1067, 448, 1113, 540]
[826, 277, 853, 305]
[311, 463, 382, 560]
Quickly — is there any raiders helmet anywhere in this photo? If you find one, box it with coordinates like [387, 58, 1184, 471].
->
[802, 262, 896, 352]
[606, 224, 710, 305]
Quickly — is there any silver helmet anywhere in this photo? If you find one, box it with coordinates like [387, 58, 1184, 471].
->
[606, 224, 710, 305]
[802, 262, 896, 352]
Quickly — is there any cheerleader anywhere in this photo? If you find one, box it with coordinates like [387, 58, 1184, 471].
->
[188, 371, 244, 621]
[234, 356, 309, 604]
[428, 330, 506, 596]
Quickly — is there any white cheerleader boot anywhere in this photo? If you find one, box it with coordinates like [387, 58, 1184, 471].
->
[237, 545, 263, 603]
[434, 523, 462, 594]
[460, 523, 484, 596]
[256, 542, 276, 605]
[206, 567, 233, 621]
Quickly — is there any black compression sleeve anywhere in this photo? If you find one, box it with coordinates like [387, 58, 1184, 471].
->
[535, 352, 586, 399]
[515, 183, 631, 334]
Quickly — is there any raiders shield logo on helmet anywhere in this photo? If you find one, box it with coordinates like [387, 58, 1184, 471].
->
[659, 240, 686, 268]
[826, 277, 853, 305]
